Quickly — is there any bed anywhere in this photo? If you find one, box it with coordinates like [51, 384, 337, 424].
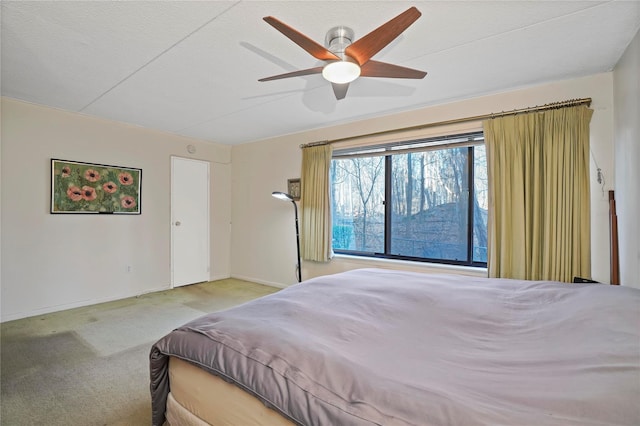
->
[150, 268, 640, 426]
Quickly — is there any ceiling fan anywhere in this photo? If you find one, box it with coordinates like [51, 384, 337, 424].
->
[258, 7, 427, 100]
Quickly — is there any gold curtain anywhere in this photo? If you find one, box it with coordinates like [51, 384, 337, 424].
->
[483, 105, 593, 282]
[300, 144, 333, 262]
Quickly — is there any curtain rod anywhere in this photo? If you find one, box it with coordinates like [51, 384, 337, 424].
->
[300, 97, 592, 149]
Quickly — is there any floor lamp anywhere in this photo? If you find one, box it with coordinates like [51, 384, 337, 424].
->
[272, 191, 302, 283]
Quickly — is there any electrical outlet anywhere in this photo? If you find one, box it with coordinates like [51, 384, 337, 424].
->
[126, 265, 132, 273]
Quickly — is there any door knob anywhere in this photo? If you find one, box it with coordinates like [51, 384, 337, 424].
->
[175, 221, 181, 226]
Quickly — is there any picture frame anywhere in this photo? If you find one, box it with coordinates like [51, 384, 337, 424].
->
[51, 159, 142, 214]
[287, 178, 301, 201]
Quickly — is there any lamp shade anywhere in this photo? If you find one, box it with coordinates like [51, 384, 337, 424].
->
[322, 61, 361, 84]
[272, 191, 294, 201]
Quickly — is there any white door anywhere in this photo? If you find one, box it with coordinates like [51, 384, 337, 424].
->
[171, 156, 210, 287]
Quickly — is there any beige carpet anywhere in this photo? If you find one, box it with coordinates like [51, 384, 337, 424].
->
[0, 279, 280, 426]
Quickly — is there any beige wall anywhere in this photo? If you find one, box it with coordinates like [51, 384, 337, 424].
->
[1, 98, 232, 321]
[613, 29, 640, 288]
[232, 73, 617, 286]
[2, 68, 630, 321]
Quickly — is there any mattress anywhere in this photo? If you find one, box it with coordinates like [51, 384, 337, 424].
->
[151, 268, 640, 426]
[166, 393, 209, 426]
[167, 356, 294, 425]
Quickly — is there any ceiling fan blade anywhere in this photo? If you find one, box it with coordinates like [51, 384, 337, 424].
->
[332, 83, 349, 100]
[259, 66, 324, 82]
[263, 16, 341, 61]
[345, 7, 421, 66]
[360, 60, 427, 79]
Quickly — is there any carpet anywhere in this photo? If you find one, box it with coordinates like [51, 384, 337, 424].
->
[0, 279, 280, 425]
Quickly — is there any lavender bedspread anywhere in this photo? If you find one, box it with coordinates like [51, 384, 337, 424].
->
[150, 268, 640, 426]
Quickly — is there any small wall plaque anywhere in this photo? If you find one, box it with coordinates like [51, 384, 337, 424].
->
[287, 178, 301, 201]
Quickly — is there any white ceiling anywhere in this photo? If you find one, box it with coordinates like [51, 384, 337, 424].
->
[2, 1, 639, 145]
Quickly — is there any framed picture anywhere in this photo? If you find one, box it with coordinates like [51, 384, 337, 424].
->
[51, 159, 142, 214]
[287, 178, 301, 201]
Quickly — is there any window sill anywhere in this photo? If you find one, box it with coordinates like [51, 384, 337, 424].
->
[331, 254, 488, 277]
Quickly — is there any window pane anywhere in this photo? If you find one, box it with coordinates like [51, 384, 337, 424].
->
[390, 148, 469, 261]
[331, 157, 385, 253]
[473, 145, 488, 262]
[330, 132, 487, 267]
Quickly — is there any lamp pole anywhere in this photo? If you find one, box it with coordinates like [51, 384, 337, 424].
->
[272, 192, 302, 283]
[292, 200, 301, 283]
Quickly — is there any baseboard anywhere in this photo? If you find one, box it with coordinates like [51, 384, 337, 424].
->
[230, 274, 290, 289]
[1, 275, 288, 323]
[1, 285, 171, 323]
[208, 273, 230, 282]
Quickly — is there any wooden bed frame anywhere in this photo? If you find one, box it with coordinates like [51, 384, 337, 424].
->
[609, 190, 620, 285]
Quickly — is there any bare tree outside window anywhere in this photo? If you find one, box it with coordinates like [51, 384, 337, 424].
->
[391, 147, 469, 260]
[331, 157, 384, 252]
[331, 133, 487, 266]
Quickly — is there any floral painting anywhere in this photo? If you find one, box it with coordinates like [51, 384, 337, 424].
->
[51, 159, 141, 214]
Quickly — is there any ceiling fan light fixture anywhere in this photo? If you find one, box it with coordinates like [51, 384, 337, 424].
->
[322, 60, 361, 84]
[260, 7, 426, 99]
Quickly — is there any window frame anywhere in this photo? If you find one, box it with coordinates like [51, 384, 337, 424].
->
[331, 131, 487, 268]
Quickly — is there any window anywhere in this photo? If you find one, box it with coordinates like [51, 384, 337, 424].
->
[330, 132, 487, 267]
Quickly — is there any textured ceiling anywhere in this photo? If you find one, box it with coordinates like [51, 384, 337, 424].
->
[2, 1, 639, 145]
